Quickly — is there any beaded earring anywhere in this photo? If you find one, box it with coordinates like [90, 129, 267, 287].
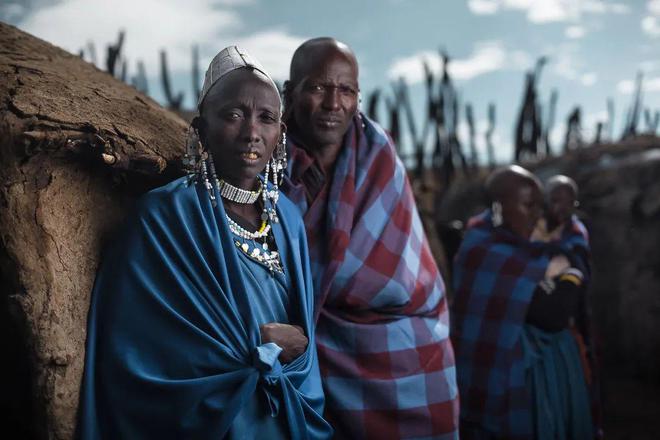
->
[492, 201, 503, 227]
[183, 126, 203, 175]
[200, 150, 216, 205]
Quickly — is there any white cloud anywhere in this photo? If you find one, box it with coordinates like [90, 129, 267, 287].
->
[642, 16, 660, 37]
[235, 30, 305, 81]
[641, 0, 660, 37]
[528, 0, 571, 23]
[639, 60, 660, 72]
[647, 77, 660, 92]
[467, 0, 500, 15]
[565, 25, 586, 39]
[16, 0, 306, 82]
[580, 72, 598, 86]
[467, 0, 629, 23]
[552, 46, 582, 80]
[617, 79, 636, 94]
[18, 0, 242, 76]
[649, 0, 660, 15]
[617, 76, 660, 95]
[549, 43, 598, 86]
[388, 41, 532, 84]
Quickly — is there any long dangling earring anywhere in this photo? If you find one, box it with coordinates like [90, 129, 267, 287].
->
[183, 126, 203, 175]
[200, 150, 217, 206]
[274, 132, 287, 185]
[492, 201, 503, 227]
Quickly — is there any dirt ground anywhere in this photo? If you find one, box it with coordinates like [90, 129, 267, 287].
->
[601, 366, 660, 440]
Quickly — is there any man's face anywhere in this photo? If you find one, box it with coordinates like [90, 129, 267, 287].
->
[547, 185, 576, 226]
[502, 183, 543, 239]
[289, 50, 359, 150]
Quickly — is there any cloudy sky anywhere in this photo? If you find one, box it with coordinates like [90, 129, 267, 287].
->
[3, 0, 659, 162]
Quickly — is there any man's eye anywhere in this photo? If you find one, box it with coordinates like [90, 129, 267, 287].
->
[339, 86, 357, 96]
[307, 84, 325, 93]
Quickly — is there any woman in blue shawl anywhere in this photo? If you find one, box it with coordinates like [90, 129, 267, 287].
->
[452, 166, 593, 439]
[77, 46, 332, 439]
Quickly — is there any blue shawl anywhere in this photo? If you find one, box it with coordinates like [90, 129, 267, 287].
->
[77, 177, 332, 439]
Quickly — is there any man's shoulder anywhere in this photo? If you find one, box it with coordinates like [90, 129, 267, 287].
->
[361, 114, 393, 145]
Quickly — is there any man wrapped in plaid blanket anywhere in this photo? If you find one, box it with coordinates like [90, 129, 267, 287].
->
[282, 37, 459, 439]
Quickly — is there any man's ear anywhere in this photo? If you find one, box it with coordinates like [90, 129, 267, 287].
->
[282, 80, 294, 121]
[282, 80, 291, 98]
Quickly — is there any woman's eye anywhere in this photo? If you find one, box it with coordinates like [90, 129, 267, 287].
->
[307, 84, 324, 93]
[222, 111, 241, 120]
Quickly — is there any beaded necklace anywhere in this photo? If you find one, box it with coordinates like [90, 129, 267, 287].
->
[197, 152, 284, 273]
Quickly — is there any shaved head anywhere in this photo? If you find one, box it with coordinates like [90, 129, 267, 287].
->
[284, 37, 360, 160]
[485, 165, 543, 238]
[486, 165, 542, 203]
[546, 175, 578, 198]
[288, 37, 358, 89]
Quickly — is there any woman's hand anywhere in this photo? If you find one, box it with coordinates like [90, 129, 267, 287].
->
[260, 323, 308, 364]
[546, 255, 570, 279]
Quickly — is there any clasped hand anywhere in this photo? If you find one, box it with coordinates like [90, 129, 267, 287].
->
[259, 323, 308, 364]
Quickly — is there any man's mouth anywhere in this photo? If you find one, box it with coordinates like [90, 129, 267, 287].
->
[317, 117, 342, 128]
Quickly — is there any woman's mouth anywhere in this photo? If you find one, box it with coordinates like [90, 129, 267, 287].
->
[241, 152, 260, 161]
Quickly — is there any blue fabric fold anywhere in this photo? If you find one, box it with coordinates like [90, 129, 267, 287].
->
[521, 325, 593, 440]
[77, 177, 332, 439]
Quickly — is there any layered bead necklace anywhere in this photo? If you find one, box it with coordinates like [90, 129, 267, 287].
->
[205, 157, 283, 274]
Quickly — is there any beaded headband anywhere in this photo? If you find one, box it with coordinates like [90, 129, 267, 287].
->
[197, 45, 281, 110]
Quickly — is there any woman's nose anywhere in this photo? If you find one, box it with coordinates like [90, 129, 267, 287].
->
[242, 118, 261, 143]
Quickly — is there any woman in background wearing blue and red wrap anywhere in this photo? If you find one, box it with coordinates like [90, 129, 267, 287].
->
[77, 46, 332, 440]
[452, 166, 594, 439]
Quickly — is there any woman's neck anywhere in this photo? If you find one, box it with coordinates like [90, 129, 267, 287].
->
[220, 176, 262, 227]
[224, 199, 261, 229]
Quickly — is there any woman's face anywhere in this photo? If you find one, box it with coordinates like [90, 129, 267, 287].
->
[199, 69, 283, 189]
[502, 183, 543, 239]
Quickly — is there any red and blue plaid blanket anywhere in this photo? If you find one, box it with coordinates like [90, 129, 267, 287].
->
[283, 114, 459, 439]
[451, 212, 549, 439]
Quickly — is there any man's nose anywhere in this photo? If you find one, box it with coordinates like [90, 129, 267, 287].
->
[321, 87, 341, 111]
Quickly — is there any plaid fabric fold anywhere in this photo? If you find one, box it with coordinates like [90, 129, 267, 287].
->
[283, 114, 459, 439]
[451, 212, 549, 439]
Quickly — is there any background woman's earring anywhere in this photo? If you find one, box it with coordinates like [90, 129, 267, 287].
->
[492, 201, 503, 227]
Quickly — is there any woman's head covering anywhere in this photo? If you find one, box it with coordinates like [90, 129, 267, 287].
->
[197, 45, 280, 111]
